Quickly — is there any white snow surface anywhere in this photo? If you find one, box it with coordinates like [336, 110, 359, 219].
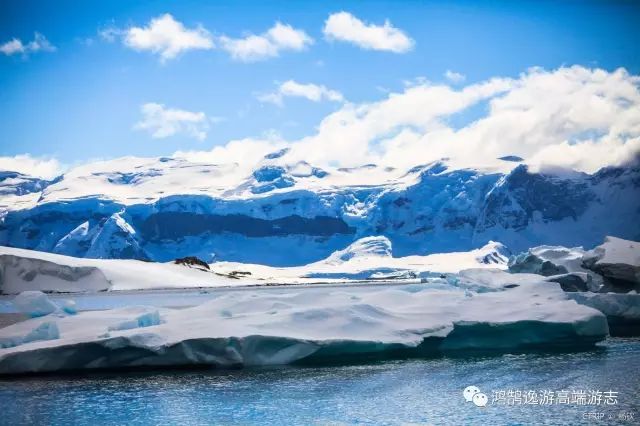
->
[215, 238, 511, 282]
[586, 236, 640, 268]
[0, 271, 608, 374]
[0, 239, 510, 294]
[0, 246, 241, 294]
[2, 156, 449, 208]
[583, 236, 640, 284]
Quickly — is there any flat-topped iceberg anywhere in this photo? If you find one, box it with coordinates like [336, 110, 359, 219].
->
[0, 270, 608, 375]
[582, 236, 640, 289]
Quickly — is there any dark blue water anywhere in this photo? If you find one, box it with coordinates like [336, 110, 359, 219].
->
[1, 338, 638, 425]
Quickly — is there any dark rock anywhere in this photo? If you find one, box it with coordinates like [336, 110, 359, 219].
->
[174, 256, 210, 270]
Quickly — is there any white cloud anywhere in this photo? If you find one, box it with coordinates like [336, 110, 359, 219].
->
[182, 66, 640, 174]
[0, 33, 56, 56]
[134, 103, 210, 141]
[219, 22, 313, 62]
[123, 14, 213, 62]
[323, 12, 413, 53]
[444, 70, 466, 84]
[174, 131, 288, 177]
[259, 80, 344, 105]
[0, 155, 63, 179]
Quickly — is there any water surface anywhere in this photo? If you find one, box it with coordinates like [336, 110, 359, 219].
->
[1, 338, 638, 425]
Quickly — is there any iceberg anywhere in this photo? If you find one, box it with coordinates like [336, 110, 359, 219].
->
[13, 291, 58, 317]
[0, 321, 59, 349]
[568, 292, 640, 337]
[108, 310, 162, 331]
[0, 271, 608, 375]
[582, 236, 640, 289]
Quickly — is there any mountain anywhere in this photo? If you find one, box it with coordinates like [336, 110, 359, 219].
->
[0, 152, 638, 266]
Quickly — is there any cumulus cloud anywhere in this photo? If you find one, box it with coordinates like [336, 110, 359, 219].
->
[179, 66, 640, 174]
[258, 80, 344, 105]
[444, 70, 466, 84]
[134, 103, 210, 141]
[323, 12, 413, 53]
[121, 14, 213, 62]
[0, 155, 63, 179]
[0, 33, 56, 56]
[219, 22, 313, 62]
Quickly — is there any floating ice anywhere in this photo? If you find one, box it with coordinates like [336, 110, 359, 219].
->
[583, 236, 640, 288]
[60, 299, 77, 315]
[108, 310, 162, 331]
[0, 272, 608, 375]
[0, 321, 59, 349]
[13, 291, 58, 317]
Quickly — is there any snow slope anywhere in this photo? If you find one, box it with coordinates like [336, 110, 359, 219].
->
[0, 273, 608, 374]
[0, 238, 510, 294]
[0, 154, 638, 266]
[0, 246, 242, 294]
[215, 237, 510, 281]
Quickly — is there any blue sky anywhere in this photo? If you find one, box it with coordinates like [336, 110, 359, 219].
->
[1, 0, 639, 168]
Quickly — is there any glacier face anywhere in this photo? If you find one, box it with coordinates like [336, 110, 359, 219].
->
[0, 155, 638, 266]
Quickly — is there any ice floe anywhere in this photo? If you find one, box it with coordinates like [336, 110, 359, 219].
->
[0, 270, 608, 374]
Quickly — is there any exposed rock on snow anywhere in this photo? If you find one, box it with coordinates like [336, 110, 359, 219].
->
[0, 240, 512, 294]
[0, 271, 608, 374]
[174, 256, 210, 271]
[0, 246, 242, 294]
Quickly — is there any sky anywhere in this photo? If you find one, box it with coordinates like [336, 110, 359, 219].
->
[1, 0, 640, 178]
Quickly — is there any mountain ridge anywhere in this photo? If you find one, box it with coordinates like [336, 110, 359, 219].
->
[0, 156, 638, 266]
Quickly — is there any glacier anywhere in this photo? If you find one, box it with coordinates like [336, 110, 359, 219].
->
[0, 154, 638, 266]
[0, 273, 608, 374]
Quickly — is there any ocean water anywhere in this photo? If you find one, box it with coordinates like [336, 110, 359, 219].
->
[0, 338, 638, 425]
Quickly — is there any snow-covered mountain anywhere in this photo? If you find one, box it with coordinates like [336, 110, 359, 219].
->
[0, 151, 638, 266]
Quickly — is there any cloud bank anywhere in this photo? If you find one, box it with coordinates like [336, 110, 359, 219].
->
[178, 66, 640, 174]
[0, 155, 63, 179]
